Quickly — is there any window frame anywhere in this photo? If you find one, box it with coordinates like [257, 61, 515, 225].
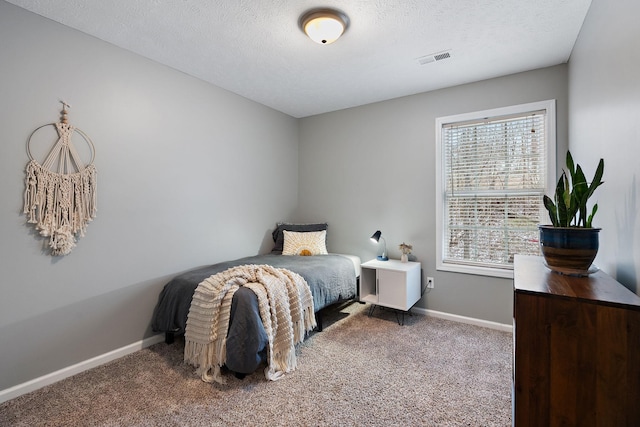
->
[435, 100, 556, 279]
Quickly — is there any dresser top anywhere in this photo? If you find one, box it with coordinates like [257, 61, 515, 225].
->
[514, 255, 640, 309]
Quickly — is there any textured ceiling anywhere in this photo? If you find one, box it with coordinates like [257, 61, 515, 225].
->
[7, 0, 592, 118]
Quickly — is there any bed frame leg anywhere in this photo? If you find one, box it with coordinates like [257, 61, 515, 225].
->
[165, 332, 175, 344]
[315, 312, 323, 332]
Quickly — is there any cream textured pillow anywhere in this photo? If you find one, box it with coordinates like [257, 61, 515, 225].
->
[282, 230, 328, 256]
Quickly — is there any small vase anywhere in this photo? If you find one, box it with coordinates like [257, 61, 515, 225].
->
[401, 253, 408, 263]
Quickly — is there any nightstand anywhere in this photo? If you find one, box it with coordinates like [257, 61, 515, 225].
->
[359, 259, 421, 325]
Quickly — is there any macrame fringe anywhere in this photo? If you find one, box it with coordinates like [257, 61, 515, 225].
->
[23, 160, 97, 255]
[23, 119, 97, 256]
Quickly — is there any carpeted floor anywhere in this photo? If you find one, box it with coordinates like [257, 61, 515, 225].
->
[0, 302, 513, 426]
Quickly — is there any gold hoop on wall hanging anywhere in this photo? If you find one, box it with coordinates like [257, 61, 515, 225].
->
[23, 101, 98, 256]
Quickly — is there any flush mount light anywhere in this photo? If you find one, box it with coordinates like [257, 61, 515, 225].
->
[300, 8, 349, 45]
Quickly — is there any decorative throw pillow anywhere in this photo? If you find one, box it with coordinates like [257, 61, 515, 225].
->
[271, 222, 328, 253]
[282, 230, 328, 256]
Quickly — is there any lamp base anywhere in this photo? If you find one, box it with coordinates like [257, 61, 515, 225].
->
[377, 255, 389, 261]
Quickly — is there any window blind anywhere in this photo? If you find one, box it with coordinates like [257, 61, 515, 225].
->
[442, 111, 547, 268]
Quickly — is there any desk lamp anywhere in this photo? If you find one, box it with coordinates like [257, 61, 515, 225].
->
[370, 230, 388, 261]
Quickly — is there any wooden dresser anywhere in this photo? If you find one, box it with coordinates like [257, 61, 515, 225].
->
[513, 255, 640, 426]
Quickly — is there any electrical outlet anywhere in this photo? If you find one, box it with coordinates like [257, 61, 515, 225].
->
[427, 277, 434, 289]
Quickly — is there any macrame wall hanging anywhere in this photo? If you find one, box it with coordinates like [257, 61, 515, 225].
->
[23, 102, 97, 256]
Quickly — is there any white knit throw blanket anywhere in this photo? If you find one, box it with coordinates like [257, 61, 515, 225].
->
[184, 264, 316, 384]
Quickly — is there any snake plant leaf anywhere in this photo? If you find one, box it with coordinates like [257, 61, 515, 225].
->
[576, 159, 604, 226]
[586, 158, 605, 199]
[555, 172, 569, 227]
[586, 203, 598, 228]
[573, 165, 589, 226]
[543, 195, 559, 226]
[573, 165, 588, 198]
[566, 151, 575, 177]
[561, 173, 571, 209]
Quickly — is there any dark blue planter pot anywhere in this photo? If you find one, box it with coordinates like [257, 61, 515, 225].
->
[538, 225, 600, 275]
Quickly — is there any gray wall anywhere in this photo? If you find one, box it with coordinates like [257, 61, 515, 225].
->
[297, 65, 569, 325]
[568, 0, 640, 293]
[0, 1, 299, 391]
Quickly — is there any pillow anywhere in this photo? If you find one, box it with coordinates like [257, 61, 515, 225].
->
[271, 222, 328, 253]
[282, 230, 328, 256]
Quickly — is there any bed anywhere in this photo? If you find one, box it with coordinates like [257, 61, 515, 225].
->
[151, 223, 360, 377]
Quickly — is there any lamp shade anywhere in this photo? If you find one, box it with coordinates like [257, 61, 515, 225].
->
[300, 9, 349, 44]
[370, 230, 382, 242]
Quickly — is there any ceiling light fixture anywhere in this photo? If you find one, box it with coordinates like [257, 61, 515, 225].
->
[300, 8, 349, 45]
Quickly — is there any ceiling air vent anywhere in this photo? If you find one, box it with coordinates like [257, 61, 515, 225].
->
[417, 50, 451, 65]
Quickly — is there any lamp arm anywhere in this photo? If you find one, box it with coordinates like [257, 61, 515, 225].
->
[380, 237, 387, 258]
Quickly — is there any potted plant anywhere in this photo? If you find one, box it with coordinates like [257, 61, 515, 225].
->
[539, 150, 604, 275]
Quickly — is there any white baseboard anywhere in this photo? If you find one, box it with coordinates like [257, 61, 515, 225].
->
[0, 334, 164, 404]
[412, 307, 513, 333]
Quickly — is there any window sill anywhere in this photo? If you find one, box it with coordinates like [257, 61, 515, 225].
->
[437, 261, 514, 279]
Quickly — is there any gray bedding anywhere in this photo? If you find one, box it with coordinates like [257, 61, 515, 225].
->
[151, 253, 357, 374]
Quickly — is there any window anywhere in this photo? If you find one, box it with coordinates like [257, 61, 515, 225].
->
[435, 100, 556, 278]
